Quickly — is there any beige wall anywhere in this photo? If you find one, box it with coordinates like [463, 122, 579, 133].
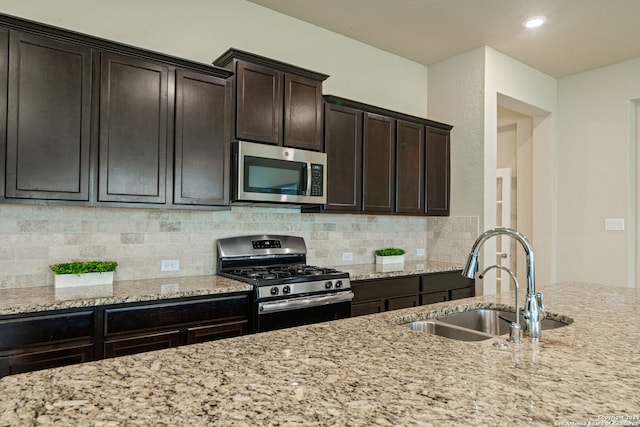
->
[0, 0, 428, 117]
[557, 58, 640, 287]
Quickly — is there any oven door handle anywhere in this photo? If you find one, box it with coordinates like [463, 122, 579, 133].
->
[258, 291, 354, 314]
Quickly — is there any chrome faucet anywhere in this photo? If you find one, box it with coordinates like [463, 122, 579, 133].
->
[462, 227, 544, 341]
[479, 264, 521, 343]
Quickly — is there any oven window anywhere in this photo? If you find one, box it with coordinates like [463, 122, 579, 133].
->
[258, 301, 351, 332]
[244, 156, 306, 195]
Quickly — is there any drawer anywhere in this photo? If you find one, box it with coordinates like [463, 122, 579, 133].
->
[419, 291, 449, 305]
[104, 295, 248, 336]
[420, 270, 473, 292]
[187, 320, 247, 344]
[0, 343, 94, 377]
[351, 300, 384, 317]
[351, 276, 419, 302]
[0, 311, 94, 351]
[386, 295, 418, 311]
[104, 330, 180, 358]
[450, 287, 475, 300]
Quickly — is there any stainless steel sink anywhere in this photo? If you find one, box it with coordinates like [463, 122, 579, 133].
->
[438, 309, 569, 333]
[404, 308, 570, 341]
[405, 320, 495, 341]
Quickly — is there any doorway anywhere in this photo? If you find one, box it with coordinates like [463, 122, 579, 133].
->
[496, 106, 533, 292]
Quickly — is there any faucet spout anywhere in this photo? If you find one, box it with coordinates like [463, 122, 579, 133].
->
[462, 227, 543, 340]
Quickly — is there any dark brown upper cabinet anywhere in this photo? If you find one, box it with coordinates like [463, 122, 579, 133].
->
[174, 70, 232, 206]
[323, 103, 363, 211]
[98, 52, 170, 204]
[396, 120, 425, 214]
[319, 95, 452, 217]
[5, 31, 92, 201]
[0, 28, 7, 199]
[363, 113, 396, 213]
[425, 127, 451, 216]
[213, 48, 328, 151]
[0, 13, 232, 211]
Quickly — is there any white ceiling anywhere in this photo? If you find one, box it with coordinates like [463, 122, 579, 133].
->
[248, 0, 640, 78]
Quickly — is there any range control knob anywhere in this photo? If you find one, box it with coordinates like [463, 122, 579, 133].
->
[270, 286, 279, 296]
[325, 281, 333, 289]
[282, 285, 291, 294]
[335, 280, 343, 288]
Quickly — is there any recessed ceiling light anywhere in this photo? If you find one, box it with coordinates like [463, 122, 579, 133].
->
[523, 15, 547, 29]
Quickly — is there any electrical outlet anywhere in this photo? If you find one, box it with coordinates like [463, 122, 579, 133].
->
[342, 252, 353, 262]
[416, 248, 425, 257]
[161, 259, 180, 272]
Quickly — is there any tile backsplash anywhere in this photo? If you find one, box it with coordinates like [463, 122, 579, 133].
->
[0, 204, 478, 289]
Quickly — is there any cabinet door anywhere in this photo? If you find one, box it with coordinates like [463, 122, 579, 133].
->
[324, 103, 362, 211]
[363, 113, 395, 213]
[284, 73, 323, 151]
[174, 70, 231, 206]
[5, 31, 92, 201]
[351, 300, 384, 317]
[396, 120, 425, 214]
[425, 127, 450, 215]
[0, 28, 7, 199]
[235, 60, 282, 145]
[187, 320, 247, 344]
[0, 344, 94, 377]
[104, 330, 180, 358]
[99, 52, 169, 203]
[387, 295, 418, 311]
[420, 291, 449, 305]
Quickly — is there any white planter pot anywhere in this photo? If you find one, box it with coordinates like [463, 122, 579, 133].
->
[375, 255, 405, 272]
[54, 271, 114, 288]
[375, 255, 405, 265]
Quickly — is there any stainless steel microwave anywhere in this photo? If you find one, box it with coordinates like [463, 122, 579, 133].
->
[232, 141, 327, 205]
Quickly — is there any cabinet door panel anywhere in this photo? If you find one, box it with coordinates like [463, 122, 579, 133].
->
[174, 70, 231, 206]
[235, 61, 281, 145]
[0, 344, 94, 377]
[324, 103, 362, 211]
[450, 287, 475, 300]
[0, 28, 8, 198]
[284, 74, 323, 150]
[187, 320, 247, 344]
[99, 52, 168, 203]
[386, 295, 418, 311]
[351, 300, 384, 317]
[396, 120, 425, 214]
[425, 127, 450, 215]
[420, 291, 449, 305]
[0, 311, 94, 351]
[363, 113, 395, 212]
[104, 330, 179, 358]
[6, 31, 91, 200]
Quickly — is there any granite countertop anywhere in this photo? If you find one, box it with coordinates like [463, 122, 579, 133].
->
[1, 281, 638, 426]
[345, 260, 462, 281]
[0, 262, 461, 316]
[0, 275, 253, 316]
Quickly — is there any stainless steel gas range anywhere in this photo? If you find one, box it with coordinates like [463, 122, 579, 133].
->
[216, 235, 353, 332]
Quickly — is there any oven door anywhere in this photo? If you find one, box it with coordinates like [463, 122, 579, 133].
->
[257, 291, 353, 332]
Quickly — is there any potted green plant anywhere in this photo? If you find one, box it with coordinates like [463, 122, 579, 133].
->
[50, 261, 118, 288]
[374, 248, 406, 266]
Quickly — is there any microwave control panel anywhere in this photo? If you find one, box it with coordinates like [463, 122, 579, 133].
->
[310, 164, 324, 196]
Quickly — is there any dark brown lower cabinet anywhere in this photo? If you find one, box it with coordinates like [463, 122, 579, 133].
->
[0, 293, 250, 377]
[351, 270, 474, 317]
[104, 330, 180, 358]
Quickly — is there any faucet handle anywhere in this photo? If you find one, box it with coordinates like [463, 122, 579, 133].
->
[536, 292, 545, 319]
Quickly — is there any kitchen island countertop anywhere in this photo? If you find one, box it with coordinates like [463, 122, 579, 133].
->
[0, 281, 638, 426]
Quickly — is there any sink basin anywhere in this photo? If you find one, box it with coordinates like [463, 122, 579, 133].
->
[405, 320, 495, 341]
[438, 309, 569, 333]
[404, 308, 570, 341]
